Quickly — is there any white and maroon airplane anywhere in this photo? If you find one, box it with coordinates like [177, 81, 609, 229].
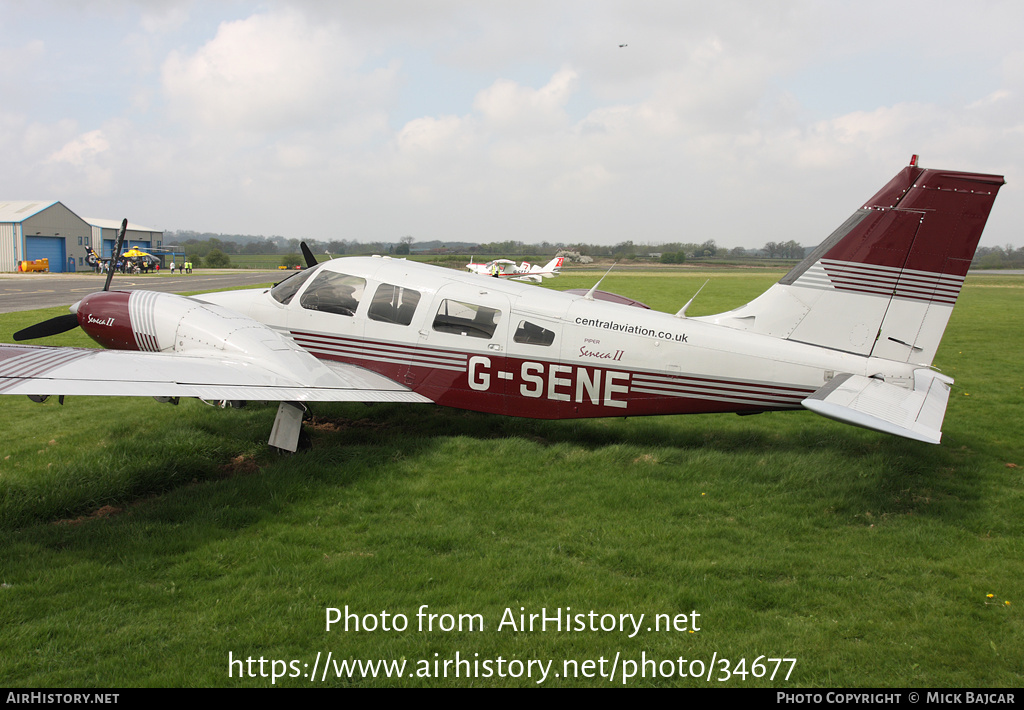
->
[466, 256, 564, 282]
[0, 158, 1004, 451]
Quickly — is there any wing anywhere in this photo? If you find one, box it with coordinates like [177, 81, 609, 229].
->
[0, 343, 430, 404]
[1, 289, 433, 451]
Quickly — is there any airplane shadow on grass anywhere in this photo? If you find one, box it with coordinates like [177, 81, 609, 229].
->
[2, 397, 980, 546]
[290, 400, 983, 518]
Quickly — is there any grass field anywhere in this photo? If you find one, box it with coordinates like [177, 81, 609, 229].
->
[0, 270, 1020, 687]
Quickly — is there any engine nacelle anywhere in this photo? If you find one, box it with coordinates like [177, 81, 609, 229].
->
[76, 290, 294, 360]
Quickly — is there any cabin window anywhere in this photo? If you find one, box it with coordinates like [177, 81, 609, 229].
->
[513, 320, 555, 346]
[368, 283, 421, 325]
[299, 271, 366, 316]
[432, 299, 501, 339]
[270, 263, 323, 304]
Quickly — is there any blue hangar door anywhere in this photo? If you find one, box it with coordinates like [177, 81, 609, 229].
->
[25, 236, 67, 273]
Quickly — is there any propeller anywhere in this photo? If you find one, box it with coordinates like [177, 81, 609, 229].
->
[102, 218, 128, 293]
[12, 311, 80, 341]
[300, 242, 318, 268]
[13, 218, 128, 342]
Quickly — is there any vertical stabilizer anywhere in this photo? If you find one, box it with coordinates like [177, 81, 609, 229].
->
[701, 159, 1004, 366]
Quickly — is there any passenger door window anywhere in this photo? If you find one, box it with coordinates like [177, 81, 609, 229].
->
[513, 320, 555, 346]
[368, 283, 421, 325]
[432, 299, 502, 339]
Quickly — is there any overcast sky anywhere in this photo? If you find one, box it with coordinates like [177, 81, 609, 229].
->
[1, 0, 1021, 249]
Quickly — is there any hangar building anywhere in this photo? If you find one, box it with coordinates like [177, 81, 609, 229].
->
[0, 201, 163, 272]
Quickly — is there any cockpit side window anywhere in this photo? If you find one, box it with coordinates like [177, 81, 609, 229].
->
[368, 283, 421, 325]
[432, 299, 501, 339]
[269, 263, 323, 304]
[299, 271, 366, 316]
[513, 320, 555, 346]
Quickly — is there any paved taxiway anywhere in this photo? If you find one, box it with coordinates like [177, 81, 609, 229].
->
[0, 270, 283, 314]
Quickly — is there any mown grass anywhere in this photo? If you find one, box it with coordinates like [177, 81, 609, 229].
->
[0, 272, 1020, 687]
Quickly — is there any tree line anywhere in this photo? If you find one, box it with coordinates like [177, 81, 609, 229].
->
[166, 231, 405, 259]
[972, 245, 1024, 269]
[166, 230, 1017, 268]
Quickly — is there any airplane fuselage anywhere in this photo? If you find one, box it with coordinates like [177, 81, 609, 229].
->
[198, 256, 916, 421]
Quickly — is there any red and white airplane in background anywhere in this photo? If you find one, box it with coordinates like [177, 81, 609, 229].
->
[0, 158, 1004, 451]
[466, 256, 564, 282]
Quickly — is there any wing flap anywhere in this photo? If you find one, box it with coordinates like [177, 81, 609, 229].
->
[801, 369, 953, 444]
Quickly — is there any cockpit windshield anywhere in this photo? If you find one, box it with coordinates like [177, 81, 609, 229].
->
[269, 263, 324, 305]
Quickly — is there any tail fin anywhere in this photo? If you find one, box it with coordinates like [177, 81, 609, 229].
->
[704, 158, 1004, 365]
[531, 257, 564, 277]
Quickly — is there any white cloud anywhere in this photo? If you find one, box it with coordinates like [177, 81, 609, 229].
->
[46, 130, 111, 166]
[161, 8, 398, 133]
[473, 67, 579, 134]
[968, 90, 1011, 110]
[397, 115, 474, 155]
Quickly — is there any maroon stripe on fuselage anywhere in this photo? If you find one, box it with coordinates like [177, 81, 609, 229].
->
[290, 330, 815, 419]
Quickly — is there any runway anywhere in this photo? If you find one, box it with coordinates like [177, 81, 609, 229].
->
[0, 270, 283, 313]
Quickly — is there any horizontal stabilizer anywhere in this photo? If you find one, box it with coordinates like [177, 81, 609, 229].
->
[802, 369, 953, 444]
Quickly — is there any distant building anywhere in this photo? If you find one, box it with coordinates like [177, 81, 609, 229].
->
[0, 200, 162, 272]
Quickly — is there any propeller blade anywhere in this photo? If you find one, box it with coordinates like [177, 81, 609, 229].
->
[12, 313, 80, 341]
[102, 218, 128, 292]
[300, 242, 318, 268]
